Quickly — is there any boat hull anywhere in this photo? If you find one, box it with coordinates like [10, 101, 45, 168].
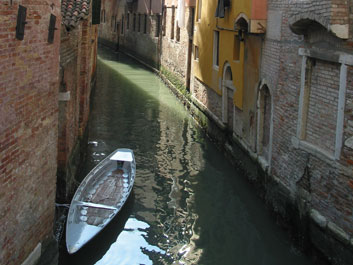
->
[66, 148, 136, 254]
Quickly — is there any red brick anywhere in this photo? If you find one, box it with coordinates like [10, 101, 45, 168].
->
[0, 1, 62, 265]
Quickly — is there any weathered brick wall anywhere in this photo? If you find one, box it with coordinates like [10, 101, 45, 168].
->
[263, 1, 304, 188]
[119, 12, 159, 67]
[344, 66, 353, 167]
[306, 60, 339, 155]
[262, 0, 353, 263]
[350, 0, 353, 39]
[79, 19, 96, 131]
[120, 12, 160, 67]
[331, 0, 349, 26]
[99, 0, 119, 49]
[57, 10, 98, 201]
[191, 77, 223, 120]
[59, 27, 81, 157]
[98, 0, 161, 67]
[57, 27, 82, 201]
[161, 6, 193, 83]
[0, 1, 61, 264]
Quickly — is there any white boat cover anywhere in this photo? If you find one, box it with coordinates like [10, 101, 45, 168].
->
[110, 150, 133, 162]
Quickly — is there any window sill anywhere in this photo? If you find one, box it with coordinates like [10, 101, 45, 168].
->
[291, 137, 335, 162]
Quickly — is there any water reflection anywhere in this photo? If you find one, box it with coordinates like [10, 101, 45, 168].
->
[96, 218, 165, 265]
[59, 47, 314, 265]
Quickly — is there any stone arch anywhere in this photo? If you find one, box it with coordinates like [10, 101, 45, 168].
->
[290, 16, 344, 47]
[257, 81, 273, 163]
[222, 62, 236, 130]
[289, 13, 330, 36]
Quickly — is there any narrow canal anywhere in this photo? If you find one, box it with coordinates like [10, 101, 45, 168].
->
[59, 47, 314, 265]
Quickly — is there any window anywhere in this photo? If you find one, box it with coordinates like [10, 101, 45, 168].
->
[197, 0, 202, 21]
[233, 35, 241, 61]
[92, 0, 101, 25]
[121, 15, 124, 35]
[138, 14, 141, 32]
[191, 7, 195, 38]
[111, 15, 114, 28]
[101, 10, 106, 23]
[114, 15, 118, 32]
[133, 13, 136, 31]
[296, 57, 341, 158]
[176, 22, 180, 42]
[194, 45, 199, 61]
[126, 13, 130, 30]
[156, 14, 161, 37]
[162, 8, 166, 36]
[171, 6, 175, 39]
[213, 31, 219, 68]
[144, 14, 147, 34]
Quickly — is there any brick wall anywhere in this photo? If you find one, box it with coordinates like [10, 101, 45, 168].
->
[98, 0, 162, 68]
[344, 66, 353, 167]
[120, 12, 160, 67]
[161, 6, 193, 84]
[0, 1, 61, 264]
[98, 0, 119, 49]
[331, 0, 349, 26]
[57, 9, 98, 202]
[306, 60, 339, 155]
[262, 0, 353, 263]
[191, 77, 223, 120]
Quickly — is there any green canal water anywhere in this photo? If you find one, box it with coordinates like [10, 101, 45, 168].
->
[59, 47, 314, 265]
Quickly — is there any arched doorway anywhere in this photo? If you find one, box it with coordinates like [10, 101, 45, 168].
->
[257, 84, 272, 162]
[222, 63, 235, 131]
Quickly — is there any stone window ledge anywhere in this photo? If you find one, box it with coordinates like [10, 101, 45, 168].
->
[291, 137, 335, 162]
[292, 137, 353, 177]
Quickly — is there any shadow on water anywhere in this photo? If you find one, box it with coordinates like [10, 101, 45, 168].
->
[59, 46, 316, 265]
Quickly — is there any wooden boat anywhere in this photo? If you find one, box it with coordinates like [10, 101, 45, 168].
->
[66, 148, 136, 254]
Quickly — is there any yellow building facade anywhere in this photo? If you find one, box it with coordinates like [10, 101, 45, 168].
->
[193, 0, 267, 110]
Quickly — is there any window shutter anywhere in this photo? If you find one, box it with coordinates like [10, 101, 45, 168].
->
[48, 14, 57, 44]
[215, 0, 230, 18]
[16, 5, 27, 40]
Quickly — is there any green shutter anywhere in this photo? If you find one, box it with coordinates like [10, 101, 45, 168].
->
[92, 0, 101, 25]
